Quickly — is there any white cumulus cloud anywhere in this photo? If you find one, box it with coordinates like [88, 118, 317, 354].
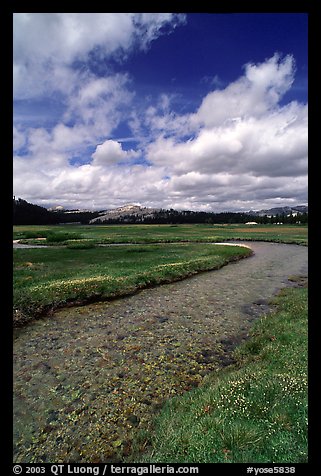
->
[13, 26, 307, 213]
[13, 13, 186, 99]
[193, 53, 295, 128]
[91, 140, 139, 166]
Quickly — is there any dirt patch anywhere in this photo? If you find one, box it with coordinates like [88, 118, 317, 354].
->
[288, 275, 308, 288]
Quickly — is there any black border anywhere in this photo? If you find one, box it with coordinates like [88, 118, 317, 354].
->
[6, 2, 319, 473]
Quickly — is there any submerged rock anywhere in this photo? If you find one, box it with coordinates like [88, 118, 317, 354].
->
[13, 241, 308, 463]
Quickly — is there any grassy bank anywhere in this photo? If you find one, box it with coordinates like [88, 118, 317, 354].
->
[13, 243, 252, 326]
[13, 223, 308, 246]
[133, 284, 308, 463]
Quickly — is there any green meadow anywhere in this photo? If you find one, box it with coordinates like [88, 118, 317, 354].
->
[13, 241, 251, 326]
[13, 223, 308, 463]
[13, 224, 307, 326]
[13, 223, 308, 245]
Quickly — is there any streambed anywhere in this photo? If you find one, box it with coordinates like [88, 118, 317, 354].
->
[13, 242, 308, 463]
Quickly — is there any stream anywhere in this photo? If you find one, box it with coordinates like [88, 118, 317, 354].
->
[13, 241, 308, 463]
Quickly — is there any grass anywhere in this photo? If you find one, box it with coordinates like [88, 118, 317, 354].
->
[13, 243, 252, 326]
[12, 223, 308, 327]
[13, 223, 308, 246]
[46, 231, 83, 243]
[13, 224, 308, 463]
[132, 285, 308, 463]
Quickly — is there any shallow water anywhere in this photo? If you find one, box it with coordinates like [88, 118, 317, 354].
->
[13, 242, 308, 463]
[13, 242, 48, 249]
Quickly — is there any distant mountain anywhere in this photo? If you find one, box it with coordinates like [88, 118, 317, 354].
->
[13, 198, 308, 226]
[90, 203, 308, 224]
[89, 204, 162, 224]
[89, 205, 269, 225]
[248, 205, 308, 217]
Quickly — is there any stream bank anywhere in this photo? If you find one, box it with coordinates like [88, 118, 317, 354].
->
[13, 241, 308, 463]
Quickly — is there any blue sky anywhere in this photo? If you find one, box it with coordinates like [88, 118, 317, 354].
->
[13, 13, 308, 211]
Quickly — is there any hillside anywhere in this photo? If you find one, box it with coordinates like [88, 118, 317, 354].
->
[13, 198, 308, 226]
[89, 204, 308, 225]
[90, 204, 162, 224]
[249, 205, 308, 217]
[13, 198, 100, 225]
[13, 197, 53, 225]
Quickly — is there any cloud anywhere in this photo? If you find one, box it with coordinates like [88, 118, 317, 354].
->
[13, 38, 308, 212]
[91, 140, 139, 166]
[13, 13, 186, 185]
[14, 71, 136, 162]
[140, 54, 307, 210]
[13, 126, 26, 151]
[146, 55, 307, 180]
[193, 53, 295, 128]
[13, 13, 186, 99]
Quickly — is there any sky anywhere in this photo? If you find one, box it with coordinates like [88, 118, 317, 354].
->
[13, 13, 308, 212]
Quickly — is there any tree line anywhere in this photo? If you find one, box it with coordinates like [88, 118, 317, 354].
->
[97, 209, 308, 225]
[13, 198, 100, 225]
[13, 198, 308, 226]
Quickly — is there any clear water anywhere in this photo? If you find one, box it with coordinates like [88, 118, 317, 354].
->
[13, 242, 308, 463]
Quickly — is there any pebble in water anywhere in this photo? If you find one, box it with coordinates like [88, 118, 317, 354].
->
[13, 242, 308, 463]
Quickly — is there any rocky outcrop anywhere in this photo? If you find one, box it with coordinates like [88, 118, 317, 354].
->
[89, 204, 162, 223]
